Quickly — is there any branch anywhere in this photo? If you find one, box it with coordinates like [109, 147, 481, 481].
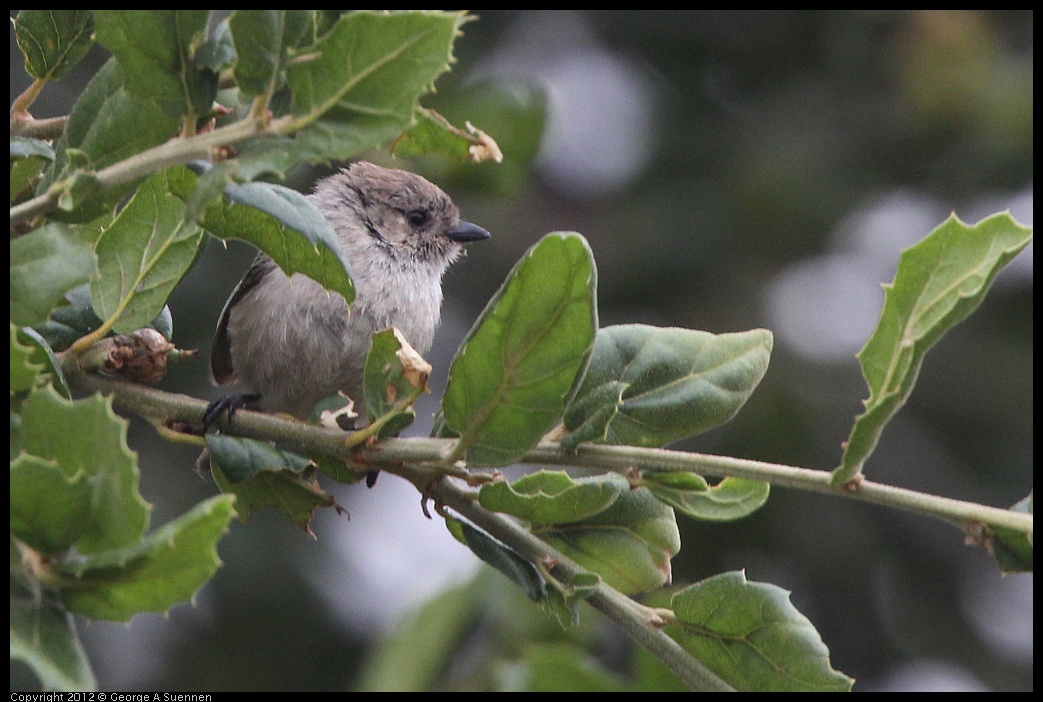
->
[70, 373, 1033, 539]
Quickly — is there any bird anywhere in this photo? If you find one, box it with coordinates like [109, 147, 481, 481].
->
[206, 161, 490, 424]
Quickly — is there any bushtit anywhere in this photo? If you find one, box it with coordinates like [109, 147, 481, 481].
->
[208, 161, 490, 421]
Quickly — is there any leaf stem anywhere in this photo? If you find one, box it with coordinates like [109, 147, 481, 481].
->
[10, 77, 46, 118]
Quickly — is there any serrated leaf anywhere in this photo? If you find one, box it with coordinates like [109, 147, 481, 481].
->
[10, 223, 96, 328]
[229, 10, 312, 96]
[207, 434, 333, 534]
[446, 518, 545, 602]
[94, 10, 217, 120]
[15, 326, 70, 399]
[11, 324, 45, 394]
[10, 574, 96, 692]
[834, 212, 1033, 485]
[393, 106, 503, 163]
[194, 176, 355, 304]
[535, 487, 679, 595]
[286, 11, 469, 161]
[364, 328, 431, 438]
[991, 492, 1033, 574]
[10, 455, 93, 554]
[90, 169, 204, 333]
[478, 471, 627, 527]
[667, 571, 854, 692]
[441, 232, 598, 466]
[20, 387, 150, 554]
[644, 473, 771, 522]
[55, 495, 235, 622]
[14, 10, 94, 81]
[563, 325, 773, 450]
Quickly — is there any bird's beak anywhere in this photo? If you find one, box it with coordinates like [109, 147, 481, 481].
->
[446, 221, 491, 242]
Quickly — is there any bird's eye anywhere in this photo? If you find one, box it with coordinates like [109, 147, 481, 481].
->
[406, 209, 428, 226]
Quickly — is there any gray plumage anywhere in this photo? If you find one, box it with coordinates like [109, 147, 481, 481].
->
[210, 161, 489, 418]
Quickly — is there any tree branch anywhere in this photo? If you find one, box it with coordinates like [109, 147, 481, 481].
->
[70, 372, 1033, 541]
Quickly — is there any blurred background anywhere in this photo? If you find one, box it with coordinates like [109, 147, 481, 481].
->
[11, 10, 1033, 691]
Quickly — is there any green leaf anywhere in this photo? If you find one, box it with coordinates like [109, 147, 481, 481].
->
[33, 284, 103, 348]
[228, 10, 312, 96]
[10, 136, 56, 161]
[10, 455, 93, 554]
[563, 325, 773, 450]
[13, 10, 94, 81]
[55, 495, 235, 622]
[207, 434, 334, 534]
[478, 470, 627, 527]
[10, 573, 96, 692]
[49, 58, 180, 182]
[392, 106, 503, 163]
[834, 212, 1033, 485]
[194, 18, 236, 72]
[441, 232, 598, 466]
[19, 387, 151, 554]
[535, 486, 679, 595]
[364, 327, 431, 438]
[10, 223, 96, 328]
[90, 169, 204, 333]
[11, 324, 45, 394]
[192, 175, 355, 304]
[38, 58, 177, 224]
[446, 518, 545, 602]
[214, 134, 305, 182]
[286, 10, 469, 160]
[10, 137, 54, 204]
[644, 473, 771, 522]
[542, 570, 601, 630]
[15, 326, 70, 399]
[94, 10, 217, 120]
[11, 155, 47, 204]
[991, 492, 1033, 574]
[667, 571, 854, 692]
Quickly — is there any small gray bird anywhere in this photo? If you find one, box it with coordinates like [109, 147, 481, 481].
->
[208, 161, 490, 421]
